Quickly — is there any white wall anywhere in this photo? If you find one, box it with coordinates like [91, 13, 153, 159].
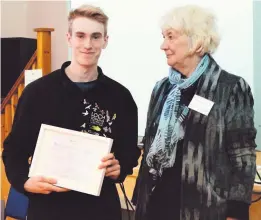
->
[1, 1, 69, 71]
[71, 0, 254, 135]
[1, 1, 29, 38]
[253, 0, 261, 150]
[26, 1, 69, 71]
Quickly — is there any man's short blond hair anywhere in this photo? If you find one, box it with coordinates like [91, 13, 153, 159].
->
[68, 4, 109, 36]
[161, 5, 220, 55]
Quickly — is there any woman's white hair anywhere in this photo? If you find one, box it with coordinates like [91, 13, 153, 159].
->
[160, 5, 220, 55]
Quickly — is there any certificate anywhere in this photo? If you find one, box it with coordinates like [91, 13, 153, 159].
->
[28, 124, 113, 196]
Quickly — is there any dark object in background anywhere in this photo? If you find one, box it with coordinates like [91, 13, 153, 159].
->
[1, 37, 36, 99]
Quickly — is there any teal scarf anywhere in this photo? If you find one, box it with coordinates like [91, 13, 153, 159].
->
[146, 54, 210, 177]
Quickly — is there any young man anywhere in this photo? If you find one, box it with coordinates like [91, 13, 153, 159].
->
[2, 5, 140, 220]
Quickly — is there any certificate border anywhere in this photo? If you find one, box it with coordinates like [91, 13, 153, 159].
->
[28, 124, 113, 196]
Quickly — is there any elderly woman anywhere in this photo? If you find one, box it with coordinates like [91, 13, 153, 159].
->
[132, 5, 257, 220]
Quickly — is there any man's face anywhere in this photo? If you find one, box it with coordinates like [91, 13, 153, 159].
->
[67, 17, 108, 67]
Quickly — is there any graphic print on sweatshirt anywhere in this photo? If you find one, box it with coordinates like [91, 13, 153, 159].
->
[80, 98, 116, 137]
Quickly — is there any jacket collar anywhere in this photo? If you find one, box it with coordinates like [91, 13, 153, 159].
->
[57, 61, 109, 96]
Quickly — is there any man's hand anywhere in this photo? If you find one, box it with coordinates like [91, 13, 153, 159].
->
[227, 218, 238, 220]
[99, 153, 121, 180]
[24, 176, 70, 194]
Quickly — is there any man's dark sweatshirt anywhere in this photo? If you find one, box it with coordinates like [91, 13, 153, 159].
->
[2, 61, 141, 220]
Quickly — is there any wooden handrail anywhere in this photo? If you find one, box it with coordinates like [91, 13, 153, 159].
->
[34, 28, 55, 32]
[1, 51, 37, 112]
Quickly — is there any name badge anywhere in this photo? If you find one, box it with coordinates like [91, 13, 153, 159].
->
[188, 95, 214, 116]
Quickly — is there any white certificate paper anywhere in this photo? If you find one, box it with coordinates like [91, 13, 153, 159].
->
[29, 124, 113, 196]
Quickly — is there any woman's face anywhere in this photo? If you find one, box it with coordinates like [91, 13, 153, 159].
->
[161, 29, 190, 69]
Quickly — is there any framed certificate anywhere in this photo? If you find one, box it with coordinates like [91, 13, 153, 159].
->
[29, 124, 113, 196]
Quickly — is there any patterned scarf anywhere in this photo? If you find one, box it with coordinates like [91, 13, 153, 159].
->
[146, 54, 210, 178]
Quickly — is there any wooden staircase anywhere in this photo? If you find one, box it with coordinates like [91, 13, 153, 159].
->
[1, 28, 54, 219]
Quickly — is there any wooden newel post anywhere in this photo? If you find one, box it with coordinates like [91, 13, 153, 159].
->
[34, 28, 54, 75]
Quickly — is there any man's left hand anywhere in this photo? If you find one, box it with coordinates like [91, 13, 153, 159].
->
[99, 153, 121, 180]
[227, 218, 238, 220]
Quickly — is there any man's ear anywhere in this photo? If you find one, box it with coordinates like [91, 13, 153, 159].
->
[67, 32, 72, 47]
[103, 35, 109, 49]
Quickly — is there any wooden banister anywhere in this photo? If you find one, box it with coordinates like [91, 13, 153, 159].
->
[4, 105, 11, 138]
[18, 84, 24, 99]
[1, 51, 37, 112]
[34, 28, 54, 75]
[1, 28, 54, 113]
[1, 115, 4, 148]
[11, 94, 18, 122]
